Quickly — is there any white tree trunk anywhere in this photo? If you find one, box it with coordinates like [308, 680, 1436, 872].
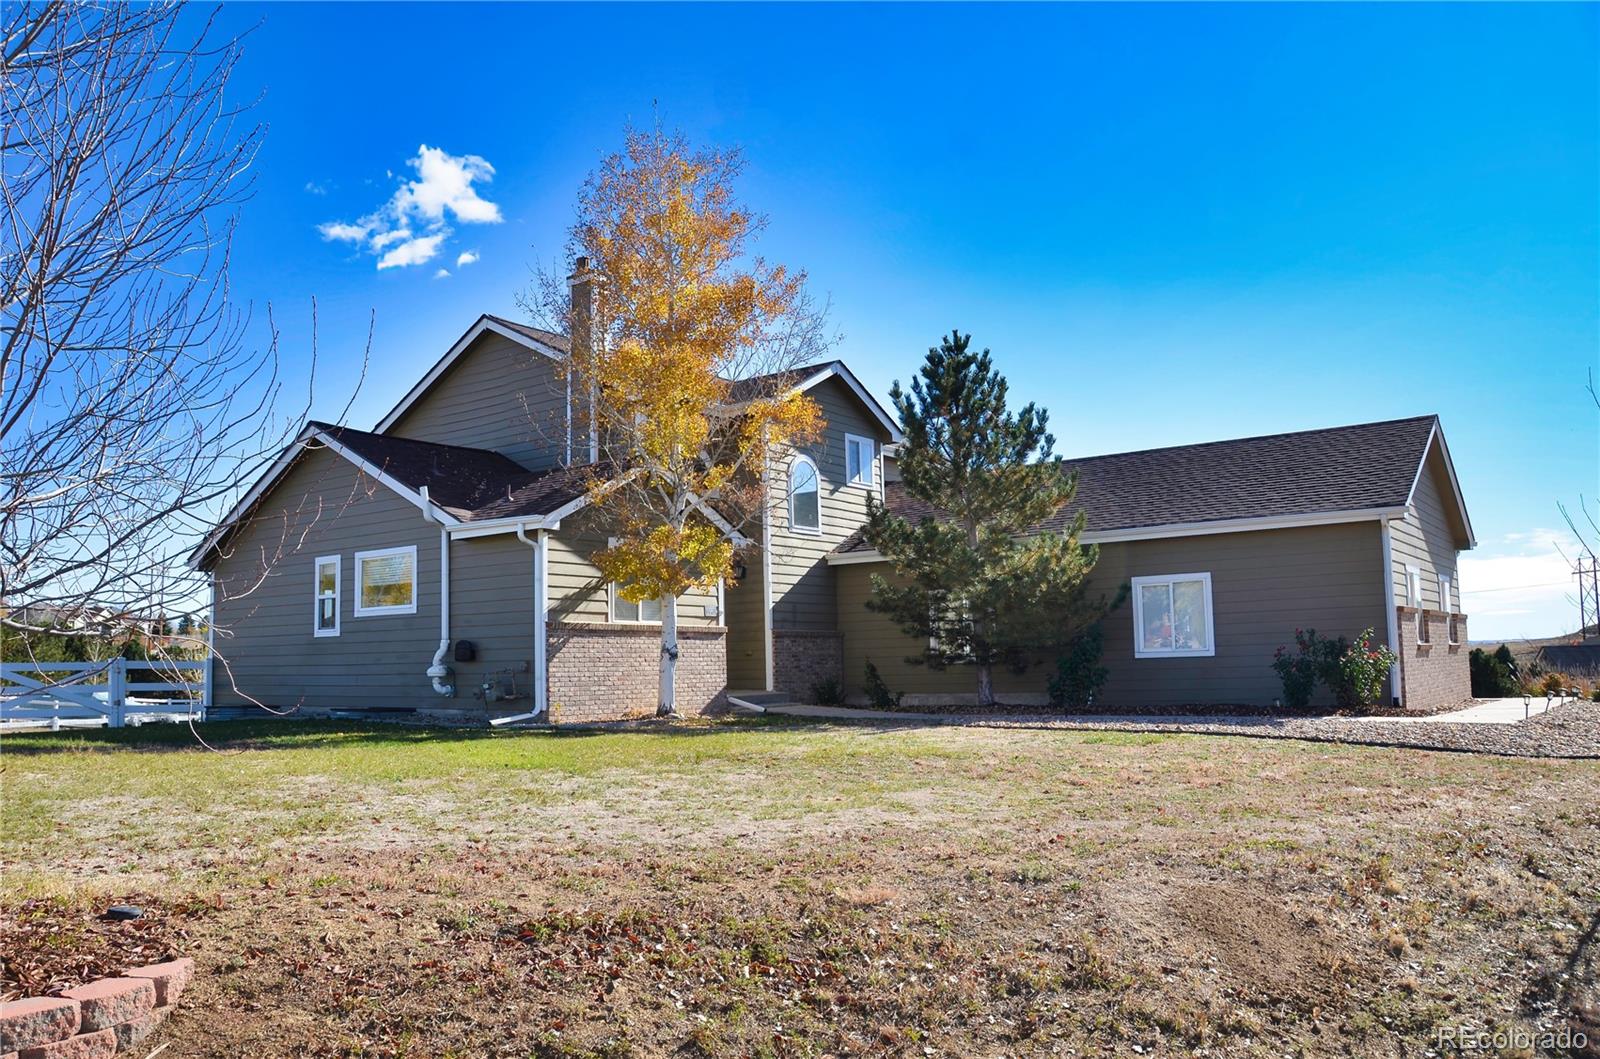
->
[976, 662, 995, 709]
[658, 593, 679, 717]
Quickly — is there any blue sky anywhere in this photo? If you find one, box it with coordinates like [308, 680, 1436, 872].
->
[207, 2, 1596, 641]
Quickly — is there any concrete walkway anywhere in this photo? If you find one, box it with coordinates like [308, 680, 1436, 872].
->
[764, 697, 1556, 726]
[1365, 697, 1552, 724]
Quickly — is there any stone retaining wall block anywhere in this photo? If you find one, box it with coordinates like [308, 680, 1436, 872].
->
[0, 998, 80, 1052]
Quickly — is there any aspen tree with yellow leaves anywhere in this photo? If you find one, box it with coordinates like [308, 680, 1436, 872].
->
[526, 126, 830, 715]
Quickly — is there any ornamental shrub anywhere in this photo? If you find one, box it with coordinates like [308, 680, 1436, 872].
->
[1335, 628, 1398, 709]
[1468, 647, 1518, 698]
[1271, 627, 1397, 710]
[863, 660, 904, 710]
[1048, 625, 1109, 710]
[1271, 628, 1321, 710]
[809, 676, 845, 707]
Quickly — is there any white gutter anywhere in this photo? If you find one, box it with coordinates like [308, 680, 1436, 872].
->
[419, 489, 455, 697]
[491, 523, 549, 725]
[1380, 517, 1402, 707]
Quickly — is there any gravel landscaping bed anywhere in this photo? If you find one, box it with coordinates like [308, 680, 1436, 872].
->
[882, 700, 1600, 758]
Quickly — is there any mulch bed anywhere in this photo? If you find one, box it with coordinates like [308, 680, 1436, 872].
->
[0, 897, 193, 1000]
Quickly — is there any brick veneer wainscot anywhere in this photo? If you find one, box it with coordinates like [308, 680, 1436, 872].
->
[1396, 608, 1470, 709]
[773, 630, 844, 699]
[547, 622, 728, 723]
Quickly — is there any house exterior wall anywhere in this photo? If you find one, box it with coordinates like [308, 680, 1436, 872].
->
[448, 533, 537, 710]
[1396, 609, 1470, 709]
[547, 623, 727, 722]
[768, 376, 892, 633]
[725, 375, 893, 691]
[386, 332, 569, 471]
[723, 544, 768, 689]
[835, 521, 1389, 708]
[211, 446, 450, 714]
[545, 509, 721, 627]
[773, 629, 844, 697]
[1388, 446, 1463, 612]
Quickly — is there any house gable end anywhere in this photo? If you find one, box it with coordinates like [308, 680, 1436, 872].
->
[378, 316, 572, 470]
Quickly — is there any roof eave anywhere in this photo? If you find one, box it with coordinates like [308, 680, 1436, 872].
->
[825, 505, 1410, 565]
[187, 425, 460, 571]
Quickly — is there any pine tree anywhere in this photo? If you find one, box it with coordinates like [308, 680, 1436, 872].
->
[863, 331, 1113, 707]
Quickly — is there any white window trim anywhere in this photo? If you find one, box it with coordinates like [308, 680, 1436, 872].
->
[353, 545, 419, 617]
[1440, 571, 1459, 644]
[608, 581, 666, 625]
[313, 554, 341, 637]
[844, 433, 876, 489]
[788, 454, 822, 536]
[1131, 572, 1216, 659]
[604, 538, 667, 624]
[1406, 565, 1426, 643]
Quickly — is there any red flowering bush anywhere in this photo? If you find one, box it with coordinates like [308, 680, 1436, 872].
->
[1272, 627, 1397, 711]
[1334, 628, 1398, 709]
[1271, 628, 1320, 709]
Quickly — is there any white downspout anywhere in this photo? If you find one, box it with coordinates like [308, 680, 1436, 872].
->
[760, 445, 774, 691]
[491, 523, 549, 725]
[1380, 517, 1401, 707]
[203, 573, 216, 717]
[420, 489, 454, 696]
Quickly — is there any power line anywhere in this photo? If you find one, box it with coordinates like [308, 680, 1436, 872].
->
[1461, 580, 1577, 594]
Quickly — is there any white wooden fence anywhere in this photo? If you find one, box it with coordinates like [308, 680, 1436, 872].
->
[0, 657, 210, 729]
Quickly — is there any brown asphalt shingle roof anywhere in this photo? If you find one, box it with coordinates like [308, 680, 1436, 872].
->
[835, 415, 1440, 552]
[311, 423, 599, 522]
[483, 314, 570, 353]
[724, 362, 835, 403]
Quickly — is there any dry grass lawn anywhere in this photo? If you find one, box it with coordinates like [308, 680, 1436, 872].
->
[1, 718, 1597, 1058]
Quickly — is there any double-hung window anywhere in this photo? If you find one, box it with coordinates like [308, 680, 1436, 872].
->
[844, 433, 876, 489]
[1405, 566, 1426, 643]
[313, 555, 340, 637]
[611, 587, 663, 623]
[1440, 572, 1459, 643]
[1131, 573, 1214, 658]
[354, 545, 418, 617]
[607, 538, 665, 622]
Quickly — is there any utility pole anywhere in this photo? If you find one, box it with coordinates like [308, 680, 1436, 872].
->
[1577, 552, 1600, 640]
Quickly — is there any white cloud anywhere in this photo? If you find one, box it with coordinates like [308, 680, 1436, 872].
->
[370, 227, 414, 250]
[316, 145, 502, 271]
[395, 147, 502, 225]
[317, 221, 369, 243]
[433, 268, 451, 279]
[377, 233, 448, 270]
[304, 180, 329, 196]
[1459, 527, 1584, 642]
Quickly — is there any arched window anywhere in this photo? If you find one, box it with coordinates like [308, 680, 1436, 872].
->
[789, 456, 820, 533]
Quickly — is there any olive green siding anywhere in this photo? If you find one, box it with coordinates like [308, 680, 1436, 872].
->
[546, 509, 721, 628]
[722, 375, 896, 689]
[387, 332, 569, 471]
[768, 376, 893, 631]
[836, 521, 1388, 707]
[1388, 446, 1464, 612]
[724, 535, 768, 689]
[211, 447, 447, 712]
[449, 533, 537, 696]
